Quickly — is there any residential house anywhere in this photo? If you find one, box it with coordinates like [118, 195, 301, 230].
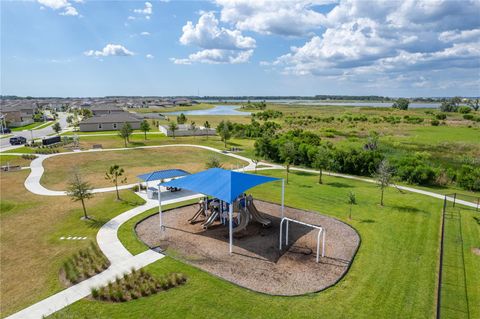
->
[79, 113, 142, 132]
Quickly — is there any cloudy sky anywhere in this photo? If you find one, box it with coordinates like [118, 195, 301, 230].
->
[1, 0, 479, 97]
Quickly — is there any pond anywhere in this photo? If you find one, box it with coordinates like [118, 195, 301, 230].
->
[168, 105, 250, 116]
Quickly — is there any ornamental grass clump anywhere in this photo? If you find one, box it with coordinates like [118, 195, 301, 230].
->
[61, 242, 110, 284]
[90, 270, 187, 302]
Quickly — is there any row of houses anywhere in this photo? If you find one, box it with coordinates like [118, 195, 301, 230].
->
[0, 102, 38, 127]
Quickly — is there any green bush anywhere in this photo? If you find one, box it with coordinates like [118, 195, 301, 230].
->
[457, 165, 480, 191]
[394, 154, 438, 185]
[435, 113, 447, 120]
[463, 114, 474, 120]
[431, 119, 440, 126]
[62, 242, 109, 284]
[457, 106, 471, 114]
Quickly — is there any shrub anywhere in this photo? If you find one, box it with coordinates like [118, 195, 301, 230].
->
[435, 113, 447, 120]
[431, 119, 440, 126]
[457, 106, 471, 114]
[457, 165, 480, 191]
[463, 114, 474, 120]
[394, 154, 438, 185]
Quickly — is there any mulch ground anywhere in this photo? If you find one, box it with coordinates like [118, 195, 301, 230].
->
[135, 200, 360, 296]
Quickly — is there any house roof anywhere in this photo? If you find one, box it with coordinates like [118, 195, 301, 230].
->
[90, 105, 123, 111]
[80, 113, 141, 124]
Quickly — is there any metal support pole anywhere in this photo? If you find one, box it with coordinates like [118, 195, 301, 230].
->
[158, 185, 163, 231]
[285, 220, 289, 246]
[229, 204, 233, 255]
[453, 193, 456, 207]
[281, 179, 285, 219]
[322, 229, 326, 257]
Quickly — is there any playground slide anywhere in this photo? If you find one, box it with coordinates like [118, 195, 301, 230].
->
[202, 210, 219, 229]
[188, 203, 205, 224]
[233, 209, 250, 233]
[248, 202, 271, 227]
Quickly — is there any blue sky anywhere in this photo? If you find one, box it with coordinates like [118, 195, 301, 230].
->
[1, 0, 479, 97]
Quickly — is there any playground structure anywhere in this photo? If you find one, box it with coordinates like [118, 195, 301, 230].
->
[188, 194, 272, 233]
[136, 200, 360, 295]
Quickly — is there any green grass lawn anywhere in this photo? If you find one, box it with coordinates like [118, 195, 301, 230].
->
[53, 169, 445, 318]
[41, 146, 248, 190]
[0, 170, 145, 317]
[10, 121, 54, 131]
[0, 154, 32, 167]
[440, 204, 480, 319]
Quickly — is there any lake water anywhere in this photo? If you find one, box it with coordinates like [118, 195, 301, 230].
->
[200, 100, 441, 109]
[169, 105, 250, 116]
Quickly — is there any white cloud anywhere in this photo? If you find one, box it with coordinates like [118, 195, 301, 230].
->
[140, 31, 151, 36]
[60, 6, 78, 16]
[72, 0, 84, 3]
[127, 16, 136, 20]
[173, 11, 255, 64]
[264, 0, 480, 83]
[134, 2, 153, 15]
[215, 0, 334, 36]
[37, 0, 79, 16]
[84, 44, 134, 57]
[146, 54, 154, 59]
[172, 49, 253, 65]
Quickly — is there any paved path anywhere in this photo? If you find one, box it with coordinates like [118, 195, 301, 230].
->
[6, 190, 203, 319]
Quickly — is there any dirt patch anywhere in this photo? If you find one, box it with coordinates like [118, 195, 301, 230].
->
[472, 247, 480, 256]
[135, 200, 360, 296]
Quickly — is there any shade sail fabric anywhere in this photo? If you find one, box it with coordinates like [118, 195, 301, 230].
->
[160, 168, 280, 204]
[137, 169, 190, 182]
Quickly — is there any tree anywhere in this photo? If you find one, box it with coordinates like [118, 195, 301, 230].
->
[66, 115, 74, 124]
[347, 191, 356, 220]
[440, 97, 461, 112]
[252, 158, 259, 173]
[67, 172, 94, 219]
[219, 124, 231, 148]
[52, 122, 62, 135]
[190, 121, 197, 139]
[205, 155, 223, 169]
[177, 113, 187, 124]
[364, 131, 379, 151]
[375, 159, 393, 206]
[468, 98, 479, 111]
[392, 98, 409, 110]
[105, 164, 127, 200]
[204, 121, 211, 139]
[140, 120, 150, 140]
[313, 147, 329, 184]
[279, 141, 297, 184]
[118, 122, 133, 147]
[168, 121, 178, 139]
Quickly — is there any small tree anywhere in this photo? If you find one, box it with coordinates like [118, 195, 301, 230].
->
[190, 121, 197, 139]
[52, 122, 62, 135]
[168, 121, 178, 139]
[392, 98, 409, 110]
[105, 164, 127, 201]
[177, 113, 187, 124]
[375, 159, 393, 206]
[219, 125, 231, 148]
[140, 120, 151, 140]
[313, 147, 329, 184]
[468, 98, 479, 111]
[118, 122, 133, 147]
[252, 158, 259, 173]
[205, 155, 223, 169]
[347, 191, 357, 220]
[279, 141, 297, 184]
[204, 121, 211, 139]
[67, 172, 94, 219]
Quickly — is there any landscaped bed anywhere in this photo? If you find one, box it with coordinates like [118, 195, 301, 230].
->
[135, 200, 360, 296]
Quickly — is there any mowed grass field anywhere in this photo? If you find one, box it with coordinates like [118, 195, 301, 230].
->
[52, 170, 445, 318]
[41, 146, 248, 190]
[0, 170, 145, 317]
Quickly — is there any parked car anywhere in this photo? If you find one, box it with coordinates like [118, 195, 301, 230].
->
[9, 136, 27, 145]
[1, 128, 11, 134]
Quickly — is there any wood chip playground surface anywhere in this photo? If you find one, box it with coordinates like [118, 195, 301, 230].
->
[136, 200, 360, 296]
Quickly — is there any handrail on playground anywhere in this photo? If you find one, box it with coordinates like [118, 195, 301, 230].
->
[279, 217, 326, 263]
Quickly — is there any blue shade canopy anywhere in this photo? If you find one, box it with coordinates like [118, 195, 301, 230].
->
[160, 168, 280, 204]
[137, 169, 190, 182]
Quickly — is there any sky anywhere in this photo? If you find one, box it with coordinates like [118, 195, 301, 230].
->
[1, 0, 479, 97]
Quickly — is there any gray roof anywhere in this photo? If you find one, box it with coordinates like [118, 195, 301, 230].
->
[90, 105, 123, 111]
[80, 113, 142, 124]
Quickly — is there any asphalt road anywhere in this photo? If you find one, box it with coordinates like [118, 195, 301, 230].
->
[0, 112, 68, 152]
